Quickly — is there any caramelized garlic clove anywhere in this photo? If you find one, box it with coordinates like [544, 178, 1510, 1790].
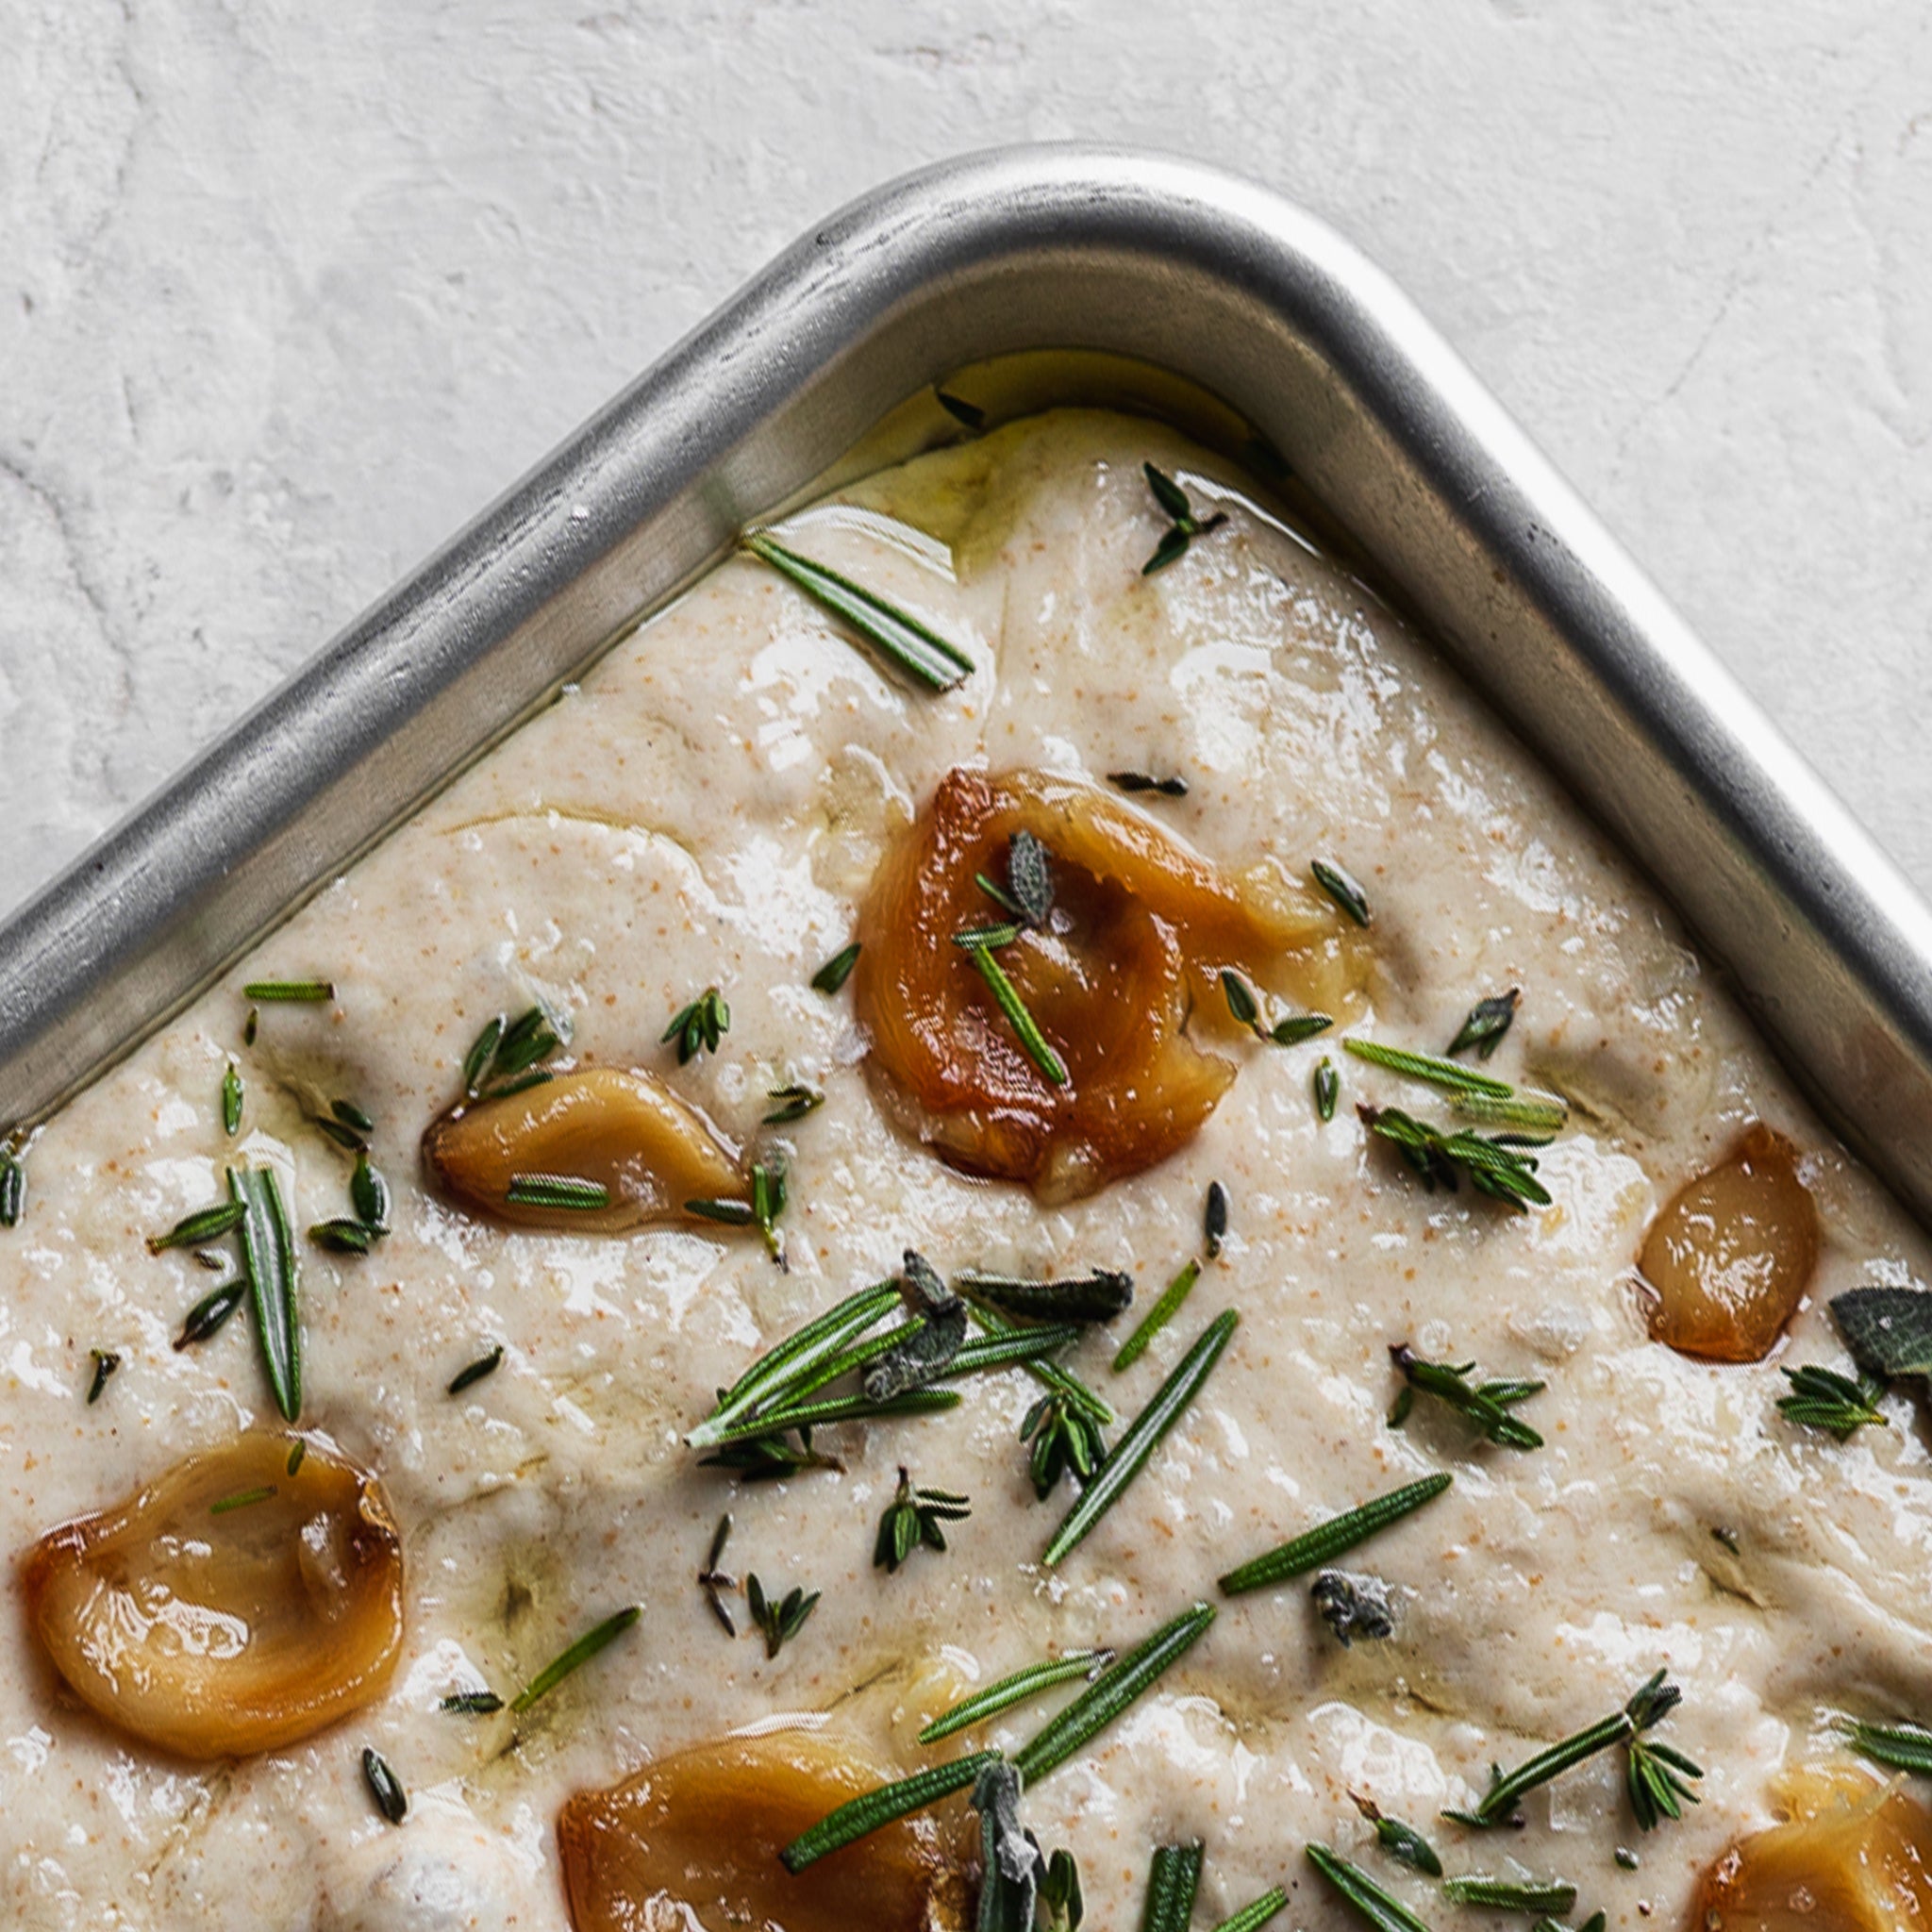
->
[20, 1431, 403, 1760]
[1691, 1769, 1932, 1927]
[1640, 1123, 1819, 1363]
[558, 1729, 970, 1932]
[854, 767, 1367, 1202]
[422, 1064, 746, 1232]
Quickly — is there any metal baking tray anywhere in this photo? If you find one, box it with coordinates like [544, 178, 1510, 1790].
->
[5, 143, 1931, 1224]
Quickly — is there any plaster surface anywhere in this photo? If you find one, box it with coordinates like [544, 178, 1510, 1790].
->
[3, 0, 1928, 922]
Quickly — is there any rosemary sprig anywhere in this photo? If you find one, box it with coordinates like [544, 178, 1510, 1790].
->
[1220, 968, 1331, 1046]
[242, 978, 335, 1003]
[1390, 1344, 1543, 1450]
[511, 1605, 641, 1713]
[1212, 1889, 1289, 1932]
[874, 1467, 971, 1572]
[741, 529, 975, 691]
[1108, 770, 1189, 798]
[1840, 1714, 1932, 1775]
[1441, 1876, 1576, 1912]
[147, 1199, 247, 1254]
[1359, 1105, 1552, 1210]
[1141, 1841, 1205, 1932]
[782, 1751, 1000, 1874]
[461, 1003, 565, 1100]
[1219, 1474, 1453, 1595]
[697, 1513, 737, 1636]
[506, 1172, 611, 1212]
[85, 1348, 121, 1406]
[1349, 1792, 1442, 1875]
[175, 1277, 246, 1348]
[1111, 1258, 1201, 1372]
[947, 1321, 1089, 1378]
[1448, 1668, 1700, 1830]
[962, 936, 1069, 1085]
[1447, 989, 1520, 1059]
[1310, 858, 1370, 926]
[1315, 1056, 1339, 1121]
[1777, 1363, 1888, 1439]
[763, 1082, 824, 1124]
[1305, 1843, 1431, 1932]
[662, 986, 729, 1064]
[222, 1060, 243, 1136]
[704, 1386, 961, 1448]
[958, 1268, 1134, 1325]
[1044, 1310, 1238, 1565]
[811, 940, 861, 995]
[747, 1574, 820, 1657]
[784, 1603, 1214, 1874]
[919, 1647, 1113, 1744]
[230, 1165, 300, 1421]
[447, 1343, 504, 1396]
[1345, 1038, 1511, 1100]
[1141, 462, 1227, 575]
[1205, 1180, 1229, 1257]
[361, 1746, 408, 1824]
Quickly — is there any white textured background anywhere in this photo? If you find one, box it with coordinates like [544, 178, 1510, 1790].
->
[4, 0, 1928, 920]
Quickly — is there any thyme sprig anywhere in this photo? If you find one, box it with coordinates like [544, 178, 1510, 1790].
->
[1141, 462, 1227, 575]
[1390, 1343, 1543, 1451]
[1044, 1309, 1238, 1565]
[1023, 1386, 1110, 1500]
[697, 1513, 738, 1636]
[461, 1003, 565, 1101]
[1447, 1668, 1700, 1831]
[741, 529, 975, 692]
[1777, 1363, 1888, 1439]
[874, 1466, 972, 1573]
[1221, 968, 1331, 1046]
[662, 986, 729, 1065]
[1359, 1105, 1552, 1211]
[919, 1647, 1114, 1745]
[1448, 989, 1520, 1060]
[1218, 1473, 1453, 1595]
[746, 1574, 820, 1657]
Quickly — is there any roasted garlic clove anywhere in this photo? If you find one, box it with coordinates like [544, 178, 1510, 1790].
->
[1640, 1123, 1819, 1362]
[423, 1064, 746, 1232]
[1691, 1769, 1932, 1927]
[20, 1431, 403, 1760]
[853, 767, 1366, 1201]
[558, 1729, 970, 1932]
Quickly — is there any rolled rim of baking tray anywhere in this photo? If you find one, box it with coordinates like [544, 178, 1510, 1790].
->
[4, 142, 1931, 1222]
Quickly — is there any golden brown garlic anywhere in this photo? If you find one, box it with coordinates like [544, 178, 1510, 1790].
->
[558, 1729, 970, 1932]
[20, 1431, 403, 1759]
[853, 767, 1366, 1201]
[1690, 1768, 1932, 1927]
[1640, 1123, 1819, 1363]
[423, 1064, 746, 1232]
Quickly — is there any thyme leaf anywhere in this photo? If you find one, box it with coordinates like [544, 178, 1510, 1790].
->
[146, 1200, 247, 1254]
[361, 1746, 408, 1824]
[1349, 1792, 1442, 1876]
[1391, 1343, 1543, 1451]
[1310, 858, 1371, 925]
[440, 1689, 506, 1715]
[811, 940, 861, 995]
[1447, 988, 1521, 1059]
[0, 1146, 22, 1229]
[763, 1082, 824, 1125]
[1205, 1180, 1229, 1257]
[175, 1277, 246, 1348]
[1107, 770, 1188, 798]
[741, 530, 974, 691]
[222, 1060, 243, 1136]
[447, 1343, 505, 1396]
[746, 1574, 820, 1658]
[1315, 1055, 1340, 1121]
[1022, 1387, 1110, 1501]
[85, 1348, 121, 1406]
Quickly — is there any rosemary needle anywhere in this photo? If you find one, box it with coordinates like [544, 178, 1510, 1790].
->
[1841, 1714, 1932, 1775]
[1218, 1474, 1453, 1595]
[510, 1606, 641, 1714]
[781, 1751, 1000, 1873]
[1047, 1310, 1236, 1565]
[961, 937, 1069, 1086]
[1210, 1889, 1290, 1932]
[1112, 1258, 1201, 1372]
[919, 1648, 1113, 1744]
[1141, 1842, 1205, 1932]
[1305, 1844, 1431, 1932]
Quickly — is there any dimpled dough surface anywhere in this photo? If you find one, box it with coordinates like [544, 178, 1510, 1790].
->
[4, 410, 1930, 1929]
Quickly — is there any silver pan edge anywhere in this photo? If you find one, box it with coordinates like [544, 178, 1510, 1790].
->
[5, 144, 1930, 1220]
